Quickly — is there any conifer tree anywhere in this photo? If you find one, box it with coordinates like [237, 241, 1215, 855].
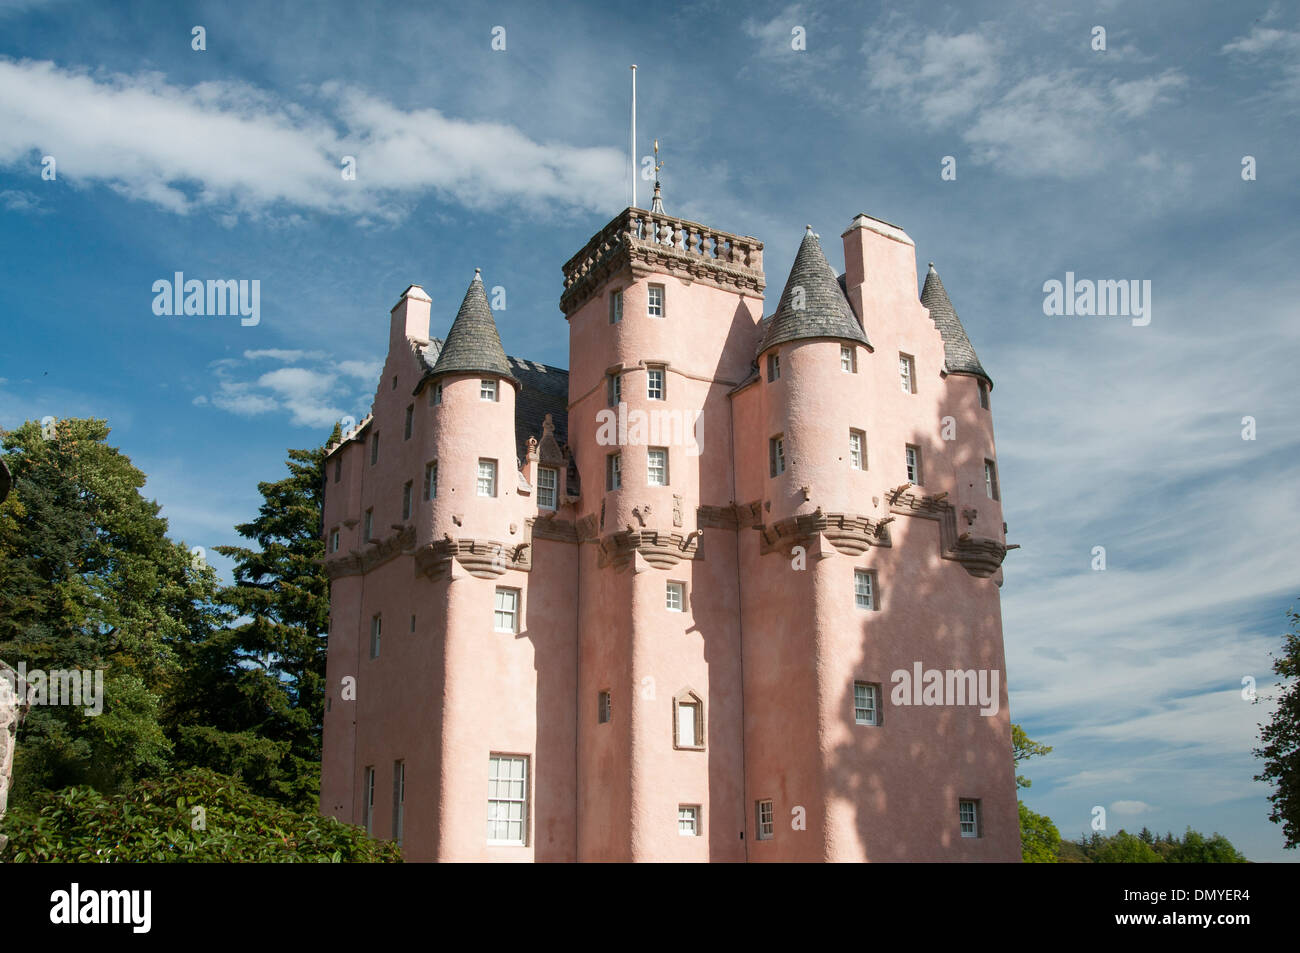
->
[1253, 606, 1300, 848]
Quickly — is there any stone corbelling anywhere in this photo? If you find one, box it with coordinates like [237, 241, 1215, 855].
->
[531, 516, 579, 543]
[560, 209, 765, 317]
[415, 532, 534, 580]
[755, 510, 893, 556]
[596, 528, 702, 570]
[888, 491, 1007, 578]
[323, 525, 416, 579]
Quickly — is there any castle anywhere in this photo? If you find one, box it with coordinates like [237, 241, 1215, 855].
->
[319, 190, 1020, 861]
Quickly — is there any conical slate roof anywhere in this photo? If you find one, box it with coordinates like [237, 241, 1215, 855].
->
[921, 263, 990, 387]
[757, 227, 870, 355]
[430, 270, 518, 385]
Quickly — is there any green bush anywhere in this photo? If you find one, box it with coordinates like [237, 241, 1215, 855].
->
[1, 767, 400, 863]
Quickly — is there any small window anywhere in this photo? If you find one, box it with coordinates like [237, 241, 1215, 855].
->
[984, 459, 999, 501]
[537, 466, 558, 509]
[391, 375, 397, 391]
[402, 481, 412, 520]
[334, 457, 341, 483]
[410, 614, 416, 632]
[370, 614, 381, 659]
[841, 345, 857, 373]
[666, 581, 685, 611]
[978, 380, 989, 409]
[905, 445, 922, 485]
[899, 354, 916, 394]
[769, 435, 785, 477]
[478, 458, 497, 497]
[404, 404, 413, 440]
[648, 284, 665, 318]
[424, 460, 437, 500]
[678, 805, 699, 837]
[756, 800, 774, 841]
[363, 508, 374, 541]
[854, 569, 876, 610]
[494, 587, 519, 633]
[674, 693, 703, 749]
[647, 366, 665, 400]
[487, 755, 528, 846]
[609, 289, 623, 324]
[370, 432, 379, 465]
[959, 799, 980, 838]
[849, 429, 865, 470]
[481, 379, 498, 401]
[606, 452, 622, 491]
[853, 681, 881, 726]
[393, 761, 406, 845]
[607, 372, 621, 406]
[433, 383, 443, 405]
[598, 690, 612, 724]
[364, 766, 375, 834]
[766, 353, 780, 382]
[647, 447, 669, 486]
[329, 527, 340, 553]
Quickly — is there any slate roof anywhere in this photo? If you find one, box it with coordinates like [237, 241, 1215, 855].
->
[756, 227, 870, 356]
[429, 272, 518, 385]
[920, 263, 991, 387]
[416, 340, 569, 467]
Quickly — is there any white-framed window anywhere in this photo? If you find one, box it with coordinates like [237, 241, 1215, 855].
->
[606, 452, 622, 491]
[402, 481, 412, 520]
[767, 352, 780, 382]
[978, 380, 989, 409]
[959, 799, 980, 838]
[363, 766, 375, 834]
[900, 353, 916, 394]
[849, 429, 865, 470]
[841, 345, 857, 373]
[481, 379, 497, 401]
[609, 289, 623, 324]
[678, 805, 700, 837]
[647, 447, 668, 486]
[905, 445, 922, 485]
[666, 581, 685, 611]
[854, 681, 880, 726]
[598, 690, 612, 724]
[370, 614, 381, 658]
[487, 754, 528, 846]
[393, 760, 405, 846]
[424, 460, 437, 500]
[648, 283, 665, 318]
[769, 435, 785, 477]
[330, 527, 340, 553]
[363, 508, 374, 541]
[854, 569, 876, 610]
[370, 432, 379, 465]
[608, 372, 621, 406]
[985, 459, 999, 501]
[756, 800, 774, 841]
[477, 458, 497, 497]
[647, 366, 665, 400]
[675, 693, 703, 749]
[537, 466, 558, 509]
[404, 404, 413, 440]
[494, 587, 519, 633]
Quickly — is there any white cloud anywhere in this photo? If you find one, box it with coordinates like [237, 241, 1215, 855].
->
[0, 188, 44, 213]
[1111, 800, 1155, 815]
[0, 58, 626, 221]
[256, 366, 344, 428]
[243, 349, 325, 362]
[337, 359, 383, 382]
[1221, 23, 1300, 101]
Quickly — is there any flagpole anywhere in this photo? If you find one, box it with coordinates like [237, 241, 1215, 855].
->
[630, 64, 637, 209]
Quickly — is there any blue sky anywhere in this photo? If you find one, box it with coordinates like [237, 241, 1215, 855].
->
[1, 0, 1297, 859]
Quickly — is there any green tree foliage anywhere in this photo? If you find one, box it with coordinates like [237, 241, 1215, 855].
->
[1067, 828, 1248, 863]
[1093, 829, 1162, 863]
[166, 430, 337, 811]
[1012, 723, 1058, 862]
[1253, 606, 1300, 849]
[0, 419, 222, 800]
[0, 768, 399, 862]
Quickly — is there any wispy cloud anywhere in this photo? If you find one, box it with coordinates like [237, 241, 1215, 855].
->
[194, 351, 377, 429]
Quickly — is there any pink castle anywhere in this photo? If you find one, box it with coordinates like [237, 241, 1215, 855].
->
[319, 192, 1020, 861]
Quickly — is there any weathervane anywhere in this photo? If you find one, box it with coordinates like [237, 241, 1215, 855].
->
[650, 139, 665, 213]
